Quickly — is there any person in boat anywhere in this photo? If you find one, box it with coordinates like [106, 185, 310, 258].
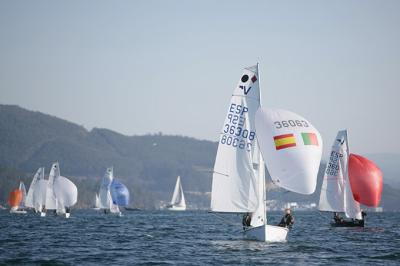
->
[66, 207, 71, 214]
[333, 212, 343, 223]
[242, 212, 251, 229]
[278, 208, 294, 228]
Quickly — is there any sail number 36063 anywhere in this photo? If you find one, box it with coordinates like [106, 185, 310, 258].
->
[274, 120, 309, 129]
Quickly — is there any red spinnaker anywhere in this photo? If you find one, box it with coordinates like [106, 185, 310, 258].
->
[8, 189, 23, 208]
[348, 154, 383, 207]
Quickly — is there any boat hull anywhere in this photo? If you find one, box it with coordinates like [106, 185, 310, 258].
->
[10, 209, 27, 214]
[331, 219, 364, 227]
[244, 224, 289, 242]
[167, 205, 186, 211]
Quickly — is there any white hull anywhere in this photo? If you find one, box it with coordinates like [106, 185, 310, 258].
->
[167, 205, 186, 211]
[65, 213, 70, 219]
[244, 224, 289, 242]
[10, 209, 27, 214]
[40, 212, 46, 217]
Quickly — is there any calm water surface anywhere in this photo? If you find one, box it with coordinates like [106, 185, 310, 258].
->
[0, 210, 399, 265]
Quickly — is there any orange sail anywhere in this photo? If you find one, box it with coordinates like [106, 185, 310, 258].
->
[348, 154, 383, 207]
[8, 189, 23, 208]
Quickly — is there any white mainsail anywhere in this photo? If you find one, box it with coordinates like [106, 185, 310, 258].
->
[170, 176, 186, 208]
[318, 130, 361, 219]
[45, 162, 59, 210]
[25, 167, 44, 209]
[18, 181, 27, 209]
[99, 167, 120, 213]
[255, 108, 323, 195]
[34, 179, 48, 212]
[211, 65, 261, 213]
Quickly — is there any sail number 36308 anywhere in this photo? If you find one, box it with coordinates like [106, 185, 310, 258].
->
[274, 120, 309, 129]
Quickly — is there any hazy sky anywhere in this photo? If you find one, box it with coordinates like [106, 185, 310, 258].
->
[0, 1, 399, 155]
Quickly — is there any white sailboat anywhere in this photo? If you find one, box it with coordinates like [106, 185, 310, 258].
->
[318, 130, 361, 220]
[45, 163, 58, 214]
[167, 176, 186, 211]
[210, 64, 322, 242]
[25, 167, 45, 213]
[318, 130, 383, 227]
[99, 167, 121, 215]
[45, 162, 78, 218]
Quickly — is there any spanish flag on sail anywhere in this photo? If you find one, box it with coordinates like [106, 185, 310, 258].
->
[273, 134, 296, 150]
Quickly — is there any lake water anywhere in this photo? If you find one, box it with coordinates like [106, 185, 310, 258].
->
[0, 210, 399, 265]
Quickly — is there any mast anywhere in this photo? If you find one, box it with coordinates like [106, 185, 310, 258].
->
[257, 63, 267, 225]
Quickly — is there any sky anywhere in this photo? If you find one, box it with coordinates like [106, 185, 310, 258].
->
[0, 0, 399, 155]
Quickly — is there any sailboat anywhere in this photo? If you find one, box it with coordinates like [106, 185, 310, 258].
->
[93, 193, 101, 210]
[167, 176, 186, 211]
[318, 130, 383, 227]
[45, 162, 78, 218]
[99, 167, 124, 215]
[25, 167, 45, 214]
[210, 64, 322, 242]
[8, 182, 27, 214]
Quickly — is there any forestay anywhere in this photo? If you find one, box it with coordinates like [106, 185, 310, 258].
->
[211, 65, 261, 213]
[255, 108, 322, 195]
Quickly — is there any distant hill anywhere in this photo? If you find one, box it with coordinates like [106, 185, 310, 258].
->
[0, 104, 216, 208]
[0, 104, 398, 210]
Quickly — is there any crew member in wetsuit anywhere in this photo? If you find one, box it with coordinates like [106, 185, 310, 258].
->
[242, 212, 251, 230]
[278, 208, 294, 228]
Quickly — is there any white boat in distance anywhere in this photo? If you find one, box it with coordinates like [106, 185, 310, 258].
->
[167, 176, 186, 211]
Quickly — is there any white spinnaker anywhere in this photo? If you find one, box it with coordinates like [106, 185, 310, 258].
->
[318, 130, 361, 219]
[34, 179, 48, 212]
[45, 162, 59, 210]
[255, 108, 322, 195]
[19, 182, 27, 208]
[99, 167, 113, 209]
[54, 176, 78, 208]
[26, 167, 44, 208]
[211, 65, 261, 213]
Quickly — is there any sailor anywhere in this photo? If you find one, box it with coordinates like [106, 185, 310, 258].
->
[333, 212, 343, 223]
[66, 207, 71, 214]
[361, 210, 367, 220]
[242, 212, 251, 229]
[278, 208, 294, 228]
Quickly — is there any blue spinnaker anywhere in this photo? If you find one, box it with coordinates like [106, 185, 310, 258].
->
[110, 180, 130, 206]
